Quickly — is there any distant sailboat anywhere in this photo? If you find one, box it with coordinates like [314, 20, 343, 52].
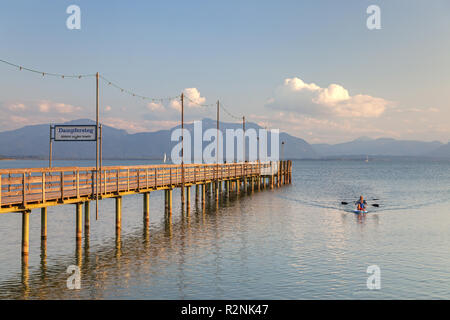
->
[365, 155, 369, 163]
[163, 153, 167, 163]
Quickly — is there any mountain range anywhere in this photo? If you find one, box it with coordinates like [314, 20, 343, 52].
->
[312, 137, 446, 157]
[0, 118, 449, 160]
[0, 118, 317, 160]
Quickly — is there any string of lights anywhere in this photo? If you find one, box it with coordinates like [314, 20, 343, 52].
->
[0, 58, 248, 123]
[100, 75, 180, 102]
[221, 103, 272, 131]
[183, 95, 216, 108]
[0, 58, 181, 102]
[221, 103, 242, 121]
[0, 58, 96, 79]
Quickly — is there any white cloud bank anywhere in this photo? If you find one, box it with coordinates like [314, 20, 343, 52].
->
[169, 87, 206, 111]
[0, 100, 84, 129]
[184, 88, 206, 107]
[146, 102, 164, 112]
[38, 101, 82, 114]
[267, 77, 391, 118]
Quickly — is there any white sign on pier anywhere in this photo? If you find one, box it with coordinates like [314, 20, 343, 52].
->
[54, 125, 97, 141]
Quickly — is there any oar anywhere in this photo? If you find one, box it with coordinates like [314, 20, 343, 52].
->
[341, 201, 380, 207]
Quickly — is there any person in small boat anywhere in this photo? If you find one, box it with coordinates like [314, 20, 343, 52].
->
[356, 196, 367, 211]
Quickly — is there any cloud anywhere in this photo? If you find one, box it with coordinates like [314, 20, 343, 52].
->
[146, 102, 164, 112]
[38, 102, 50, 112]
[102, 117, 150, 133]
[169, 99, 181, 111]
[8, 115, 30, 125]
[38, 101, 82, 114]
[148, 120, 179, 129]
[2, 100, 82, 118]
[184, 88, 206, 107]
[267, 77, 390, 118]
[0, 99, 84, 131]
[102, 117, 179, 133]
[0, 113, 70, 131]
[140, 88, 206, 114]
[392, 106, 439, 114]
[6, 103, 26, 111]
[249, 111, 402, 143]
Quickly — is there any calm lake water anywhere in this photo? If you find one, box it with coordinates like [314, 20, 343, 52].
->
[0, 159, 449, 299]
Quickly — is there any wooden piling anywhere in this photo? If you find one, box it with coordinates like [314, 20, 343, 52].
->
[115, 196, 122, 234]
[290, 161, 292, 183]
[285, 161, 288, 184]
[215, 181, 219, 201]
[279, 161, 282, 186]
[287, 161, 290, 183]
[164, 190, 168, 211]
[280, 161, 283, 184]
[22, 210, 30, 262]
[285, 161, 287, 184]
[76, 202, 82, 240]
[143, 192, 150, 222]
[202, 184, 206, 204]
[76, 206, 82, 265]
[84, 201, 90, 234]
[288, 161, 291, 183]
[167, 189, 173, 214]
[41, 207, 47, 240]
[181, 184, 185, 207]
[186, 186, 191, 211]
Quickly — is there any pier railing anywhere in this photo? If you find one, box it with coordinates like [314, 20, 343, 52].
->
[0, 161, 292, 213]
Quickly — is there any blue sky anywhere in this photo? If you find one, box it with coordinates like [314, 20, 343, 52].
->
[1, 0, 449, 143]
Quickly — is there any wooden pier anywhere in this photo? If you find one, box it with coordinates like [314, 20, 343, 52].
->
[0, 160, 292, 264]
